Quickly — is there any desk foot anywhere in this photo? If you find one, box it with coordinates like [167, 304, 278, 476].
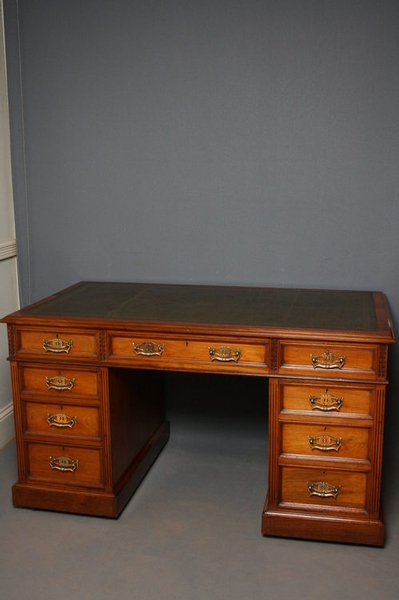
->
[262, 500, 385, 546]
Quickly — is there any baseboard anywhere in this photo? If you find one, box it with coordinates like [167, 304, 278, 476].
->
[0, 239, 17, 261]
[0, 402, 14, 449]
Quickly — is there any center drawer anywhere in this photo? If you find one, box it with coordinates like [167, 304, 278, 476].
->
[106, 333, 269, 373]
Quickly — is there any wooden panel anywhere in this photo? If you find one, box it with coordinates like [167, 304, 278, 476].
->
[281, 423, 370, 460]
[107, 368, 165, 488]
[278, 341, 380, 380]
[279, 381, 374, 417]
[19, 365, 99, 398]
[107, 333, 269, 373]
[15, 327, 99, 360]
[26, 443, 103, 488]
[23, 401, 101, 439]
[184, 339, 268, 367]
[280, 467, 367, 510]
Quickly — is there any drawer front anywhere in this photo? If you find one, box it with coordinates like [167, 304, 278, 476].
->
[280, 382, 374, 417]
[278, 341, 380, 380]
[107, 333, 269, 373]
[27, 443, 103, 488]
[19, 365, 100, 399]
[23, 401, 101, 439]
[281, 423, 370, 460]
[280, 467, 367, 510]
[15, 327, 100, 360]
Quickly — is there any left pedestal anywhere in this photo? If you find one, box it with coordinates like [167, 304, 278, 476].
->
[10, 354, 169, 517]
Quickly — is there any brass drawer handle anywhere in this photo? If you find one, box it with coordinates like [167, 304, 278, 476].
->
[309, 389, 343, 412]
[308, 435, 342, 452]
[45, 372, 76, 391]
[307, 481, 340, 499]
[133, 341, 164, 356]
[47, 413, 77, 429]
[208, 346, 241, 362]
[49, 456, 78, 473]
[311, 349, 345, 369]
[43, 335, 73, 354]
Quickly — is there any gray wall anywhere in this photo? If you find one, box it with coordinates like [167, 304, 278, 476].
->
[4, 1, 399, 457]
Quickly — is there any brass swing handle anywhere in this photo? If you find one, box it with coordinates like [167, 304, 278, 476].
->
[133, 341, 165, 356]
[311, 349, 345, 369]
[45, 372, 76, 391]
[208, 346, 241, 363]
[43, 335, 73, 354]
[47, 413, 77, 429]
[49, 456, 78, 473]
[307, 481, 340, 499]
[309, 390, 344, 412]
[308, 435, 342, 452]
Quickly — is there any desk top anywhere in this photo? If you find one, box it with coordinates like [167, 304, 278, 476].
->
[2, 282, 395, 343]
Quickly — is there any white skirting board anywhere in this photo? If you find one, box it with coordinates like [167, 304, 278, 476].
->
[0, 402, 14, 448]
[0, 239, 17, 261]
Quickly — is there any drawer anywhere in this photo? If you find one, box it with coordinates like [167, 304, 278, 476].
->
[14, 327, 100, 360]
[26, 443, 103, 488]
[107, 333, 269, 373]
[22, 401, 101, 439]
[280, 466, 367, 510]
[184, 339, 268, 371]
[277, 341, 380, 380]
[19, 365, 100, 399]
[281, 423, 370, 460]
[279, 382, 374, 416]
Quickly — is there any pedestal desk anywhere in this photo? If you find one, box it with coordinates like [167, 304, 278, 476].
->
[1, 282, 395, 545]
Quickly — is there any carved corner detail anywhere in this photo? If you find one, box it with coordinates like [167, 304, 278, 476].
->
[270, 339, 278, 373]
[7, 324, 16, 356]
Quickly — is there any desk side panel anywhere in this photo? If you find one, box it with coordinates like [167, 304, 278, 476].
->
[107, 368, 167, 491]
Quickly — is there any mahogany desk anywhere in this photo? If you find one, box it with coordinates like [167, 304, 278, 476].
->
[1, 282, 395, 545]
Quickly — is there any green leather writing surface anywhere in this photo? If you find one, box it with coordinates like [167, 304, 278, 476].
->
[24, 282, 377, 332]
